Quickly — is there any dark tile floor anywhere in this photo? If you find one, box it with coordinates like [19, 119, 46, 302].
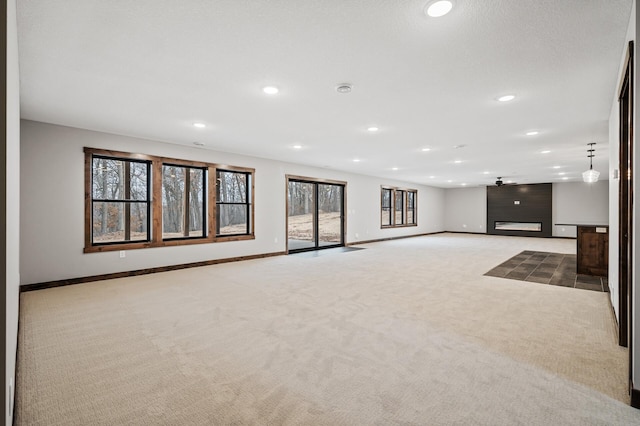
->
[484, 250, 608, 292]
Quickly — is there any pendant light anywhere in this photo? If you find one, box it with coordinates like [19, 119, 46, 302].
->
[582, 143, 600, 183]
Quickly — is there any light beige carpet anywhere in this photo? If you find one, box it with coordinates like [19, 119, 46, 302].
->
[16, 233, 640, 425]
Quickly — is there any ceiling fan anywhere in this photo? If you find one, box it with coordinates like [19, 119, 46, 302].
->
[494, 177, 516, 187]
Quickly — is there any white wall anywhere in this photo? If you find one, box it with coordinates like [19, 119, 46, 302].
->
[5, 0, 20, 423]
[20, 120, 445, 285]
[443, 187, 486, 233]
[552, 181, 609, 238]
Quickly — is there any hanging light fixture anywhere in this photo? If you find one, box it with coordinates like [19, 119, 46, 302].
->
[582, 143, 600, 183]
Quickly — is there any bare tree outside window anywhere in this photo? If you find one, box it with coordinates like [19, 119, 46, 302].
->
[91, 157, 150, 243]
[86, 148, 255, 252]
[381, 186, 417, 228]
[162, 164, 206, 239]
[407, 191, 416, 225]
[381, 188, 392, 226]
[217, 170, 251, 236]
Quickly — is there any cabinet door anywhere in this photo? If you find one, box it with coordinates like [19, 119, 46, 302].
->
[577, 227, 608, 276]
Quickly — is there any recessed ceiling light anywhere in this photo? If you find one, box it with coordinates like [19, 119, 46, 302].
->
[421, 147, 431, 152]
[497, 94, 516, 102]
[541, 150, 551, 154]
[526, 131, 539, 136]
[263, 86, 279, 95]
[562, 177, 569, 180]
[392, 167, 398, 171]
[558, 172, 566, 176]
[292, 145, 302, 149]
[336, 84, 352, 94]
[453, 144, 466, 149]
[353, 158, 361, 163]
[483, 171, 490, 175]
[367, 127, 379, 132]
[461, 183, 467, 186]
[193, 141, 205, 146]
[425, 0, 453, 18]
[193, 122, 206, 128]
[505, 180, 513, 184]
[447, 180, 453, 183]
[454, 160, 462, 164]
[553, 165, 561, 169]
[429, 176, 435, 179]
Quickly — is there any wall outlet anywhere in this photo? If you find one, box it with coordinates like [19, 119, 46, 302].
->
[274, 237, 278, 243]
[355, 233, 359, 239]
[462, 224, 467, 228]
[119, 250, 126, 258]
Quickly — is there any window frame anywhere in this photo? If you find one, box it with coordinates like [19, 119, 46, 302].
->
[84, 148, 254, 253]
[380, 186, 418, 228]
[407, 190, 417, 225]
[215, 166, 255, 241]
[161, 162, 208, 241]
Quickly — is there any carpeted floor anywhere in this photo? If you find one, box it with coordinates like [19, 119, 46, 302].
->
[485, 250, 609, 291]
[15, 233, 640, 425]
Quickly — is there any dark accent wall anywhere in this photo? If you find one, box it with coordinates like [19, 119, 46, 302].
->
[487, 183, 552, 238]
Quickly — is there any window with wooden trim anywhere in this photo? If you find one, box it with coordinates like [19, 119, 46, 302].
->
[407, 191, 416, 225]
[381, 188, 392, 226]
[216, 169, 252, 236]
[162, 164, 206, 240]
[91, 155, 151, 244]
[85, 147, 255, 253]
[380, 186, 417, 228]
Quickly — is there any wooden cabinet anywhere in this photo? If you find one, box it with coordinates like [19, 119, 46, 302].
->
[576, 225, 608, 276]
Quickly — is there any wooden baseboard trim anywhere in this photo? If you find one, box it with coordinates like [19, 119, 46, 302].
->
[20, 251, 287, 292]
[631, 385, 640, 409]
[347, 231, 445, 246]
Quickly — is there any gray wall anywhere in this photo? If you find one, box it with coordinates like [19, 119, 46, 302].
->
[20, 120, 445, 285]
[443, 187, 486, 233]
[5, 0, 20, 423]
[552, 181, 609, 238]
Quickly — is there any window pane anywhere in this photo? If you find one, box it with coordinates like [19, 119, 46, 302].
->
[217, 171, 248, 203]
[395, 190, 404, 225]
[218, 204, 248, 235]
[92, 202, 148, 243]
[217, 170, 251, 237]
[381, 189, 392, 226]
[129, 162, 148, 201]
[162, 165, 205, 239]
[407, 191, 416, 225]
[318, 184, 343, 245]
[92, 158, 148, 200]
[189, 168, 205, 235]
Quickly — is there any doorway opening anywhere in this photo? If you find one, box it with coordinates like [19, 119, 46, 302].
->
[286, 176, 346, 253]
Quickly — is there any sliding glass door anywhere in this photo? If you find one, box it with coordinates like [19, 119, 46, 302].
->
[287, 178, 345, 253]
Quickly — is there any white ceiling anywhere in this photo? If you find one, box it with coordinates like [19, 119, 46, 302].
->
[17, 0, 633, 188]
